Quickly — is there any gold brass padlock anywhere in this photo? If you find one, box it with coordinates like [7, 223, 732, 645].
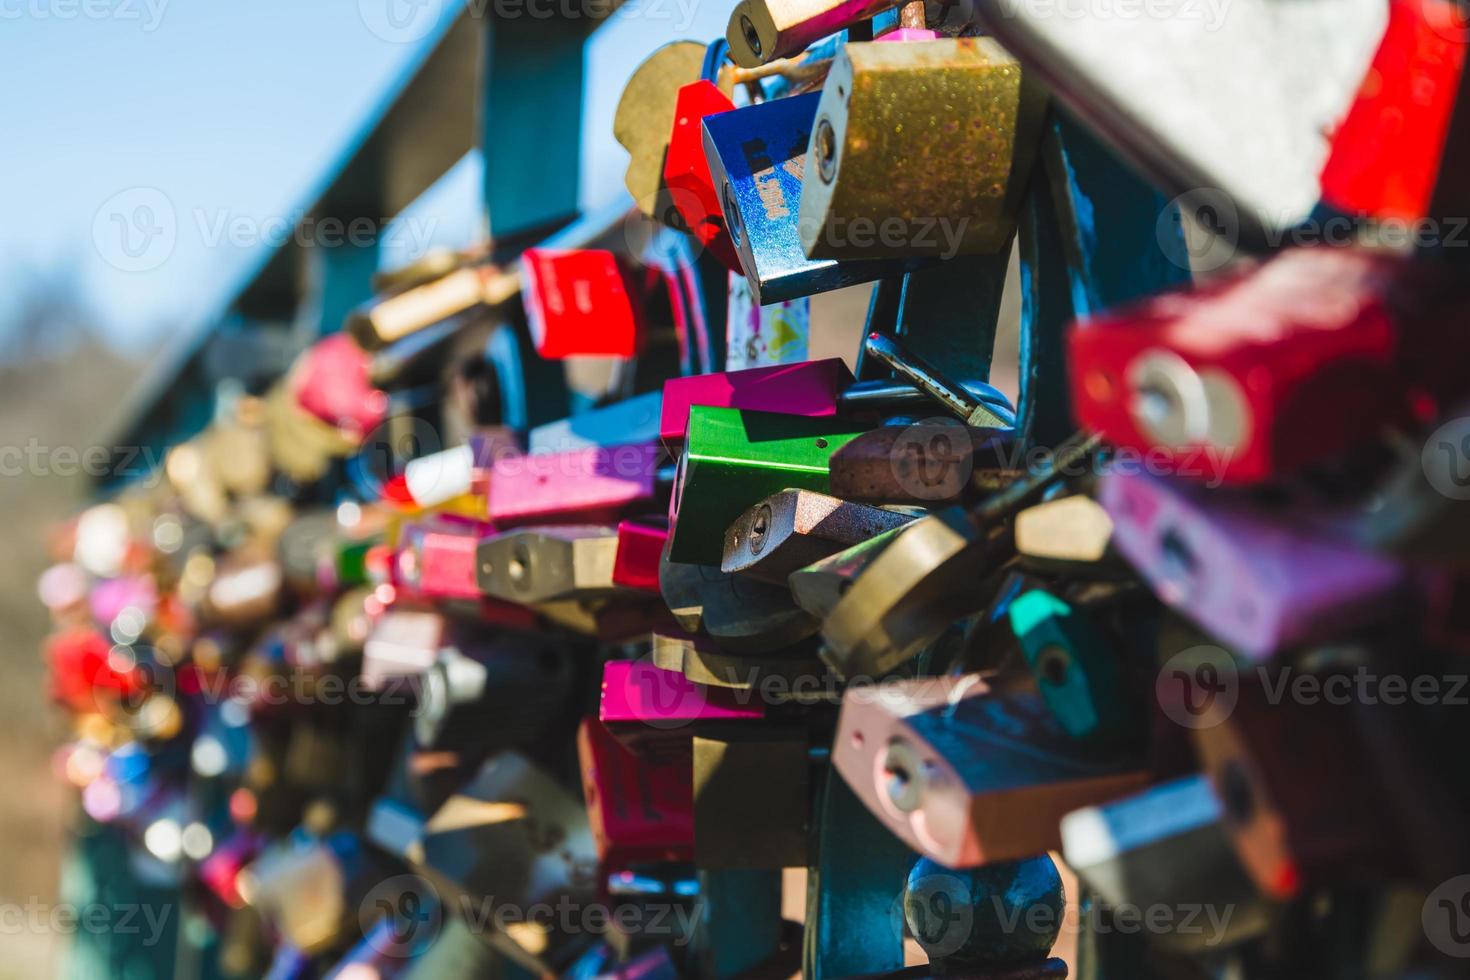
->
[799, 38, 1044, 259]
[693, 730, 810, 868]
[1014, 494, 1117, 574]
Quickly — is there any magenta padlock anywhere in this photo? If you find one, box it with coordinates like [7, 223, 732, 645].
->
[659, 358, 854, 449]
[292, 333, 388, 440]
[600, 660, 763, 757]
[1100, 469, 1412, 659]
[394, 515, 494, 601]
[89, 574, 158, 631]
[488, 442, 664, 526]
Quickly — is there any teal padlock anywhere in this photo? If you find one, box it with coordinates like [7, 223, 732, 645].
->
[1007, 588, 1132, 743]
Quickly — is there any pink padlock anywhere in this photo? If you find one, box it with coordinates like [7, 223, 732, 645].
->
[1100, 469, 1412, 659]
[659, 359, 854, 448]
[292, 333, 388, 440]
[488, 443, 664, 526]
[599, 660, 763, 734]
[394, 516, 493, 601]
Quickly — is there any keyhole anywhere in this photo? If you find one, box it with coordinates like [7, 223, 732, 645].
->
[748, 503, 772, 555]
[740, 14, 761, 57]
[816, 117, 838, 184]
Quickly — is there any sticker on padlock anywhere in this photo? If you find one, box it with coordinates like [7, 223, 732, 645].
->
[488, 442, 665, 526]
[668, 406, 868, 564]
[1069, 247, 1470, 485]
[520, 248, 646, 360]
[529, 391, 663, 455]
[577, 717, 694, 868]
[665, 80, 744, 274]
[725, 0, 906, 67]
[1319, 0, 1470, 227]
[800, 38, 1043, 260]
[476, 526, 624, 605]
[660, 357, 852, 448]
[703, 92, 921, 303]
[724, 272, 812, 370]
[1060, 775, 1273, 951]
[1100, 468, 1411, 660]
[721, 488, 915, 584]
[831, 675, 1150, 868]
[1008, 588, 1138, 743]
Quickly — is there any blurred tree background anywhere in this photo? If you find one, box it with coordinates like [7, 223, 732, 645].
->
[0, 272, 141, 977]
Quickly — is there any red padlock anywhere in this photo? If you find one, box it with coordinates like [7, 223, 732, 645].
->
[521, 249, 644, 359]
[47, 627, 147, 714]
[1069, 246, 1470, 485]
[1319, 0, 1469, 224]
[577, 717, 694, 869]
[664, 81, 744, 274]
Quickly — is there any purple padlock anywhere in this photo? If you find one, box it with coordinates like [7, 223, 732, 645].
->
[488, 442, 663, 526]
[1100, 469, 1410, 659]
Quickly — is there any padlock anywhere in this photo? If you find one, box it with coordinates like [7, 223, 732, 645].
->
[387, 430, 516, 511]
[828, 423, 1019, 506]
[1069, 246, 1470, 485]
[263, 381, 359, 483]
[664, 81, 744, 273]
[1190, 675, 1408, 900]
[520, 249, 645, 360]
[530, 391, 663, 455]
[614, 41, 711, 221]
[972, 0, 1385, 245]
[1008, 587, 1138, 743]
[347, 261, 519, 351]
[800, 39, 1041, 260]
[1014, 495, 1116, 575]
[1060, 775, 1273, 952]
[660, 357, 854, 448]
[668, 406, 868, 564]
[599, 660, 764, 758]
[651, 631, 833, 697]
[238, 831, 389, 954]
[412, 625, 577, 761]
[47, 627, 148, 714]
[787, 523, 905, 621]
[1100, 468, 1411, 660]
[703, 92, 918, 303]
[291, 333, 388, 442]
[476, 526, 623, 605]
[721, 489, 915, 583]
[612, 520, 666, 594]
[199, 830, 263, 911]
[360, 609, 448, 693]
[1318, 0, 1470, 227]
[488, 443, 665, 526]
[693, 729, 809, 868]
[417, 752, 601, 972]
[725, 0, 906, 67]
[395, 516, 494, 602]
[659, 538, 819, 651]
[202, 553, 284, 629]
[831, 675, 1149, 867]
[900, 855, 1067, 978]
[577, 717, 694, 869]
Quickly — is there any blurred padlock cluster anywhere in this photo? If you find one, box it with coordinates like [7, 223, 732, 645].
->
[34, 0, 1470, 976]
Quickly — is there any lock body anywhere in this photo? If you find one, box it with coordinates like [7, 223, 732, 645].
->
[722, 488, 914, 583]
[1008, 588, 1133, 742]
[665, 81, 744, 273]
[578, 718, 694, 868]
[801, 39, 1040, 260]
[521, 248, 644, 360]
[530, 391, 663, 455]
[476, 526, 622, 604]
[660, 358, 852, 448]
[488, 443, 663, 526]
[669, 406, 867, 564]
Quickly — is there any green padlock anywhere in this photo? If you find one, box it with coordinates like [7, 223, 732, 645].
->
[668, 406, 869, 565]
[1007, 588, 1131, 743]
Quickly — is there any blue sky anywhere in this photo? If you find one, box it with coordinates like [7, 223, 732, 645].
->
[0, 0, 734, 355]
